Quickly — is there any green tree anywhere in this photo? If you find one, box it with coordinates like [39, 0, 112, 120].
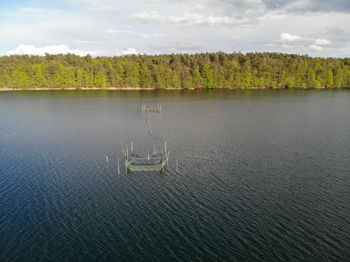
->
[12, 69, 30, 89]
[75, 69, 83, 88]
[172, 72, 180, 88]
[326, 70, 334, 87]
[202, 65, 214, 88]
[32, 64, 47, 88]
[334, 67, 343, 87]
[0, 52, 349, 90]
[94, 71, 107, 88]
[191, 66, 202, 88]
[140, 64, 152, 88]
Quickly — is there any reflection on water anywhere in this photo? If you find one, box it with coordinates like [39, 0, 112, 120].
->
[0, 90, 349, 261]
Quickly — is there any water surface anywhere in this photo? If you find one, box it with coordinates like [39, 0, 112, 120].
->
[0, 90, 349, 261]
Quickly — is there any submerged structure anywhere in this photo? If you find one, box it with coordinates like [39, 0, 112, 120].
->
[141, 104, 162, 113]
[123, 104, 169, 172]
[123, 143, 169, 172]
[125, 150, 168, 172]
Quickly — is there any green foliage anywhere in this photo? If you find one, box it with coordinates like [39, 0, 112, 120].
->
[0, 52, 349, 89]
[202, 65, 214, 88]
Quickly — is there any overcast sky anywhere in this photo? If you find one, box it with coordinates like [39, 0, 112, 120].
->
[0, 0, 349, 57]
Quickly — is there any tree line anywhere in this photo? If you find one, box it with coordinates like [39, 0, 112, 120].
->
[0, 52, 349, 89]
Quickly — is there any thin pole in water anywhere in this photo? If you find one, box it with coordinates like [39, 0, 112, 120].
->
[117, 157, 120, 175]
[147, 119, 153, 136]
[176, 157, 179, 173]
[124, 156, 128, 173]
[106, 155, 110, 168]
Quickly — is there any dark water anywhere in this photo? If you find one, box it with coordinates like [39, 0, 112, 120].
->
[0, 90, 349, 262]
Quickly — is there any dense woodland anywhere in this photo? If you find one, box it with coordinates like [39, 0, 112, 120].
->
[0, 52, 349, 89]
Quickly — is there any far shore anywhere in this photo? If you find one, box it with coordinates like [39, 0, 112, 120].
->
[1, 86, 347, 92]
[0, 87, 192, 92]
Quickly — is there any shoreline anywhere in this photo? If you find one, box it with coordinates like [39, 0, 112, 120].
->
[0, 87, 193, 92]
[0, 86, 348, 92]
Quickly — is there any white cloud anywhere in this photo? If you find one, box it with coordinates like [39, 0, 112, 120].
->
[144, 0, 266, 14]
[147, 40, 202, 53]
[115, 48, 139, 55]
[279, 33, 330, 45]
[315, 38, 331, 45]
[309, 45, 323, 51]
[231, 35, 241, 40]
[280, 33, 301, 42]
[140, 33, 165, 38]
[276, 33, 331, 52]
[283, 0, 313, 12]
[1, 0, 349, 57]
[98, 6, 119, 13]
[102, 29, 121, 35]
[131, 11, 254, 26]
[4, 44, 97, 56]
[101, 29, 132, 36]
[72, 40, 98, 44]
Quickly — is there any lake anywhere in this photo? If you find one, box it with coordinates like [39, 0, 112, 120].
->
[0, 89, 349, 261]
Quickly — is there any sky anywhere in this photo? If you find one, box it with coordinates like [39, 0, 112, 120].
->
[0, 0, 349, 57]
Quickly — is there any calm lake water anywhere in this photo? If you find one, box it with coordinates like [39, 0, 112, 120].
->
[0, 89, 349, 261]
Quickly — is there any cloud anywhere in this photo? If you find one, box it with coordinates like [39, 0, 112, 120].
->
[144, 0, 266, 14]
[280, 33, 301, 42]
[309, 45, 323, 51]
[315, 38, 331, 45]
[261, 0, 350, 13]
[1, 0, 349, 58]
[231, 35, 241, 40]
[131, 11, 255, 26]
[148, 40, 202, 53]
[4, 44, 97, 56]
[101, 29, 132, 36]
[98, 6, 119, 13]
[115, 48, 139, 55]
[140, 33, 165, 39]
[277, 33, 331, 52]
[19, 7, 54, 14]
[145, 0, 350, 15]
[72, 40, 98, 44]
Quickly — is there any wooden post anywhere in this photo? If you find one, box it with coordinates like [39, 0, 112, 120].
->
[121, 139, 125, 156]
[117, 157, 120, 175]
[147, 119, 153, 136]
[131, 142, 134, 154]
[166, 151, 169, 165]
[176, 157, 179, 172]
[106, 155, 110, 168]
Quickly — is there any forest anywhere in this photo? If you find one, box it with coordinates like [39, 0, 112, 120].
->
[0, 52, 349, 89]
